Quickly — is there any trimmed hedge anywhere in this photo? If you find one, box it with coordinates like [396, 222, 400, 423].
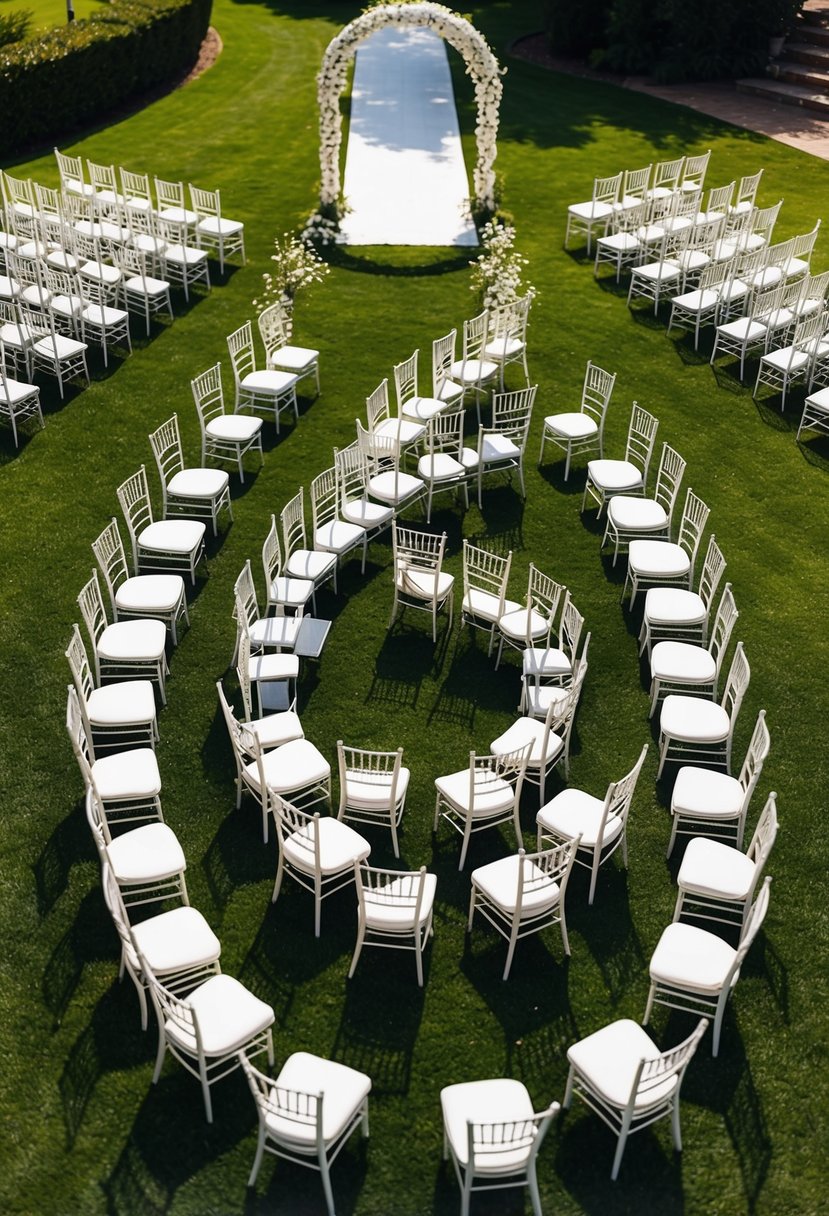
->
[0, 0, 212, 158]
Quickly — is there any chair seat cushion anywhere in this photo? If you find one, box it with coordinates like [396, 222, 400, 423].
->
[167, 468, 229, 499]
[87, 680, 156, 726]
[91, 747, 160, 800]
[374, 416, 425, 446]
[417, 452, 467, 482]
[98, 618, 167, 660]
[342, 496, 394, 529]
[33, 333, 88, 359]
[267, 344, 319, 372]
[569, 200, 614, 220]
[435, 769, 515, 818]
[368, 470, 423, 504]
[362, 872, 436, 930]
[106, 822, 185, 884]
[344, 766, 411, 810]
[649, 921, 737, 992]
[267, 1052, 371, 1146]
[629, 540, 690, 578]
[677, 837, 757, 901]
[131, 906, 221, 975]
[267, 575, 314, 608]
[197, 216, 244, 237]
[644, 587, 705, 626]
[498, 605, 548, 642]
[401, 394, 446, 422]
[586, 459, 643, 492]
[523, 684, 570, 718]
[398, 568, 454, 603]
[660, 695, 730, 742]
[762, 347, 810, 373]
[115, 574, 184, 614]
[241, 369, 297, 395]
[523, 646, 572, 680]
[671, 765, 743, 818]
[672, 287, 719, 312]
[124, 273, 170, 298]
[450, 358, 498, 386]
[537, 787, 622, 849]
[246, 709, 304, 750]
[315, 519, 365, 554]
[248, 616, 301, 652]
[717, 318, 766, 342]
[491, 717, 563, 769]
[441, 1078, 535, 1171]
[82, 303, 128, 327]
[248, 651, 300, 681]
[164, 245, 208, 269]
[472, 852, 561, 916]
[206, 414, 262, 441]
[285, 549, 337, 583]
[246, 738, 331, 795]
[138, 520, 205, 556]
[282, 816, 370, 876]
[566, 1019, 678, 1110]
[0, 377, 39, 405]
[50, 293, 84, 318]
[651, 641, 716, 684]
[166, 973, 274, 1057]
[483, 336, 524, 360]
[542, 411, 597, 440]
[463, 589, 520, 626]
[158, 205, 197, 225]
[608, 496, 668, 531]
[481, 433, 520, 463]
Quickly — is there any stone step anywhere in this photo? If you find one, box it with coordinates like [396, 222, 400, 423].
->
[782, 40, 829, 67]
[736, 76, 829, 113]
[796, 13, 829, 45]
[768, 58, 829, 90]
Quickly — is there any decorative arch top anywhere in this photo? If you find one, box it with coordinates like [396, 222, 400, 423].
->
[317, 1, 503, 220]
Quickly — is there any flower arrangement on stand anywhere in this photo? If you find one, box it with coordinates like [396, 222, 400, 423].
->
[469, 220, 536, 312]
[252, 233, 330, 311]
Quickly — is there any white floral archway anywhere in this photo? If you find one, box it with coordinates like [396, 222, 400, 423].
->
[317, 1, 503, 220]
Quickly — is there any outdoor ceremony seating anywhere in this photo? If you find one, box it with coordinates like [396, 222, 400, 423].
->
[656, 641, 750, 777]
[520, 592, 585, 705]
[92, 517, 188, 646]
[189, 184, 246, 273]
[65, 622, 158, 753]
[258, 299, 320, 395]
[310, 463, 369, 575]
[476, 385, 535, 507]
[495, 563, 565, 669]
[272, 798, 370, 937]
[648, 583, 738, 714]
[434, 744, 530, 870]
[483, 292, 531, 388]
[77, 569, 169, 703]
[431, 328, 464, 407]
[117, 465, 207, 585]
[394, 347, 448, 424]
[262, 512, 314, 617]
[537, 360, 616, 480]
[417, 407, 477, 521]
[622, 489, 710, 607]
[350, 861, 436, 985]
[227, 320, 298, 433]
[85, 784, 188, 912]
[602, 442, 686, 566]
[565, 171, 621, 253]
[581, 401, 659, 517]
[235, 629, 303, 750]
[67, 683, 162, 825]
[491, 664, 587, 800]
[192, 361, 264, 483]
[460, 540, 518, 654]
[281, 487, 338, 597]
[0, 341, 42, 446]
[337, 742, 410, 858]
[149, 413, 232, 537]
[389, 522, 454, 641]
[638, 533, 726, 658]
[449, 310, 500, 422]
[366, 377, 426, 449]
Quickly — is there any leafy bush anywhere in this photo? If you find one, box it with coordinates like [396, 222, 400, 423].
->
[545, 0, 612, 57]
[0, 8, 32, 49]
[0, 0, 212, 156]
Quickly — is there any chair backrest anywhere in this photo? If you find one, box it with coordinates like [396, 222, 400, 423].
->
[469, 743, 531, 812]
[581, 362, 616, 436]
[611, 199, 648, 235]
[425, 407, 464, 458]
[652, 444, 686, 523]
[149, 415, 185, 509]
[651, 155, 685, 193]
[335, 441, 370, 511]
[234, 560, 260, 635]
[461, 310, 489, 362]
[393, 521, 447, 586]
[737, 708, 770, 797]
[65, 622, 96, 705]
[670, 188, 702, 225]
[192, 362, 225, 431]
[749, 200, 782, 244]
[621, 164, 652, 203]
[803, 269, 829, 309]
[91, 517, 132, 612]
[188, 183, 221, 221]
[675, 489, 710, 575]
[432, 329, 457, 397]
[462, 540, 512, 616]
[55, 148, 87, 192]
[489, 386, 536, 451]
[629, 1017, 708, 1114]
[366, 378, 392, 431]
[556, 592, 585, 664]
[489, 293, 531, 343]
[354, 861, 430, 928]
[393, 350, 421, 411]
[591, 171, 622, 205]
[263, 514, 289, 598]
[466, 1100, 558, 1179]
[745, 791, 778, 872]
[623, 402, 659, 484]
[154, 176, 186, 212]
[117, 466, 155, 571]
[735, 169, 763, 208]
[85, 781, 115, 850]
[257, 301, 291, 359]
[687, 215, 724, 254]
[793, 309, 827, 352]
[526, 564, 565, 647]
[274, 797, 323, 873]
[720, 641, 749, 722]
[120, 167, 152, 207]
[601, 744, 649, 840]
[77, 569, 108, 661]
[65, 681, 95, 772]
[681, 150, 711, 191]
[543, 656, 588, 763]
[705, 181, 735, 214]
[240, 1051, 325, 1149]
[735, 875, 771, 951]
[141, 951, 203, 1057]
[227, 321, 256, 386]
[706, 583, 738, 674]
[87, 159, 118, 196]
[695, 533, 726, 612]
[234, 628, 258, 723]
[357, 418, 402, 476]
[310, 465, 339, 539]
[281, 488, 308, 561]
[338, 743, 404, 810]
[512, 841, 578, 920]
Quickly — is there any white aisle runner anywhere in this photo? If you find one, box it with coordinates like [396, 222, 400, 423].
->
[339, 26, 479, 247]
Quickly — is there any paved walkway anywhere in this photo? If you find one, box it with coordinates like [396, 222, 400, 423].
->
[510, 23, 829, 162]
[339, 27, 478, 247]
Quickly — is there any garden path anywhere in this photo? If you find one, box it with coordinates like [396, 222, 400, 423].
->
[339, 26, 479, 246]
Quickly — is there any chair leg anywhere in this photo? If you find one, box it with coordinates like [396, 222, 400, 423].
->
[656, 732, 670, 778]
[319, 1152, 336, 1216]
[348, 918, 365, 978]
[458, 820, 472, 870]
[271, 850, 284, 903]
[248, 1124, 267, 1186]
[666, 812, 680, 858]
[643, 981, 656, 1025]
[200, 1059, 213, 1123]
[610, 1117, 632, 1180]
[527, 1161, 543, 1216]
[563, 1064, 575, 1109]
[671, 1095, 683, 1152]
[467, 884, 477, 931]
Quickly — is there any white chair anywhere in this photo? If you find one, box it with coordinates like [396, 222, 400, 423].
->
[667, 258, 732, 350]
[0, 339, 42, 446]
[78, 276, 132, 368]
[461, 540, 518, 654]
[729, 169, 763, 214]
[366, 376, 425, 449]
[232, 559, 303, 679]
[603, 443, 686, 566]
[149, 413, 232, 537]
[66, 622, 157, 753]
[537, 360, 616, 479]
[389, 522, 454, 641]
[262, 512, 314, 617]
[17, 300, 89, 399]
[441, 1078, 558, 1216]
[55, 148, 96, 198]
[797, 383, 829, 441]
[432, 328, 464, 407]
[154, 175, 197, 226]
[565, 170, 621, 252]
[667, 708, 769, 857]
[739, 199, 783, 253]
[657, 642, 750, 778]
[754, 309, 827, 410]
[334, 441, 395, 540]
[434, 744, 530, 870]
[350, 862, 436, 985]
[476, 385, 535, 507]
[622, 489, 710, 607]
[648, 155, 685, 199]
[257, 299, 319, 396]
[114, 243, 172, 336]
[581, 401, 659, 517]
[564, 1016, 707, 1180]
[235, 630, 303, 751]
[85, 784, 187, 912]
[310, 464, 369, 575]
[119, 167, 154, 217]
[468, 841, 578, 978]
[92, 517, 188, 646]
[483, 293, 532, 388]
[638, 533, 726, 659]
[77, 570, 169, 704]
[357, 420, 426, 514]
[192, 361, 263, 483]
[227, 319, 298, 432]
[87, 158, 124, 208]
[674, 791, 777, 934]
[680, 151, 710, 192]
[117, 464, 206, 585]
[645, 877, 771, 1056]
[101, 860, 221, 1033]
[710, 280, 783, 380]
[520, 593, 586, 711]
[417, 408, 477, 521]
[450, 311, 500, 422]
[394, 347, 447, 424]
[495, 563, 565, 669]
[240, 1050, 370, 1215]
[536, 744, 648, 904]
[337, 742, 409, 858]
[66, 683, 161, 826]
[649, 583, 738, 714]
[156, 215, 211, 301]
[189, 183, 246, 273]
[273, 797, 371, 936]
[491, 669, 586, 802]
[626, 228, 690, 316]
[142, 951, 274, 1123]
[593, 200, 647, 283]
[281, 487, 338, 597]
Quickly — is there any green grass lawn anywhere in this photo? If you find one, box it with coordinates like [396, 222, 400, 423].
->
[1, 0, 108, 36]
[2, 2, 828, 1213]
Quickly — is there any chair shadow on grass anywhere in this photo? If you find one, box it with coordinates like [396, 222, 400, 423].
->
[34, 796, 92, 915]
[427, 630, 516, 729]
[332, 965, 426, 1095]
[42, 883, 115, 1024]
[797, 432, 829, 470]
[569, 866, 646, 1006]
[476, 485, 525, 551]
[366, 628, 439, 709]
[201, 804, 275, 914]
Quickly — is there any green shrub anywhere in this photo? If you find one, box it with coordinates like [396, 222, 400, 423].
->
[0, 0, 212, 157]
[0, 8, 32, 48]
[545, 0, 612, 57]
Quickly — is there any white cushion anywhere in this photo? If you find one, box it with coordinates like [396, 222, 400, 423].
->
[567, 1019, 678, 1110]
[138, 519, 205, 556]
[106, 822, 185, 883]
[651, 641, 716, 684]
[248, 615, 301, 651]
[400, 394, 445, 422]
[131, 906, 220, 975]
[463, 589, 520, 626]
[98, 618, 167, 660]
[644, 587, 705, 626]
[315, 519, 365, 554]
[115, 574, 184, 614]
[498, 605, 548, 643]
[82, 303, 128, 327]
[344, 767, 410, 810]
[166, 973, 273, 1057]
[450, 358, 498, 386]
[441, 1079, 536, 1171]
[282, 816, 370, 876]
[717, 318, 766, 342]
[472, 853, 561, 916]
[285, 548, 337, 582]
[418, 452, 466, 481]
[649, 921, 737, 992]
[206, 414, 262, 441]
[266, 1052, 371, 1146]
[660, 695, 730, 743]
[361, 872, 436, 930]
[241, 369, 297, 395]
[91, 748, 160, 800]
[568, 200, 614, 220]
[246, 710, 304, 750]
[167, 468, 229, 499]
[342, 496, 394, 529]
[435, 768, 515, 818]
[246, 738, 330, 795]
[267, 574, 314, 608]
[397, 568, 454, 603]
[491, 717, 563, 768]
[374, 416, 424, 446]
[586, 459, 643, 492]
[248, 652, 300, 681]
[368, 470, 423, 504]
[480, 433, 520, 463]
[268, 343, 318, 372]
[484, 335, 524, 360]
[671, 765, 743, 819]
[677, 837, 757, 901]
[542, 411, 597, 440]
[608, 496, 668, 531]
[523, 684, 570, 717]
[33, 333, 88, 359]
[629, 540, 690, 578]
[523, 646, 572, 680]
[672, 287, 719, 312]
[537, 787, 621, 849]
[86, 680, 156, 727]
[197, 215, 243, 237]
